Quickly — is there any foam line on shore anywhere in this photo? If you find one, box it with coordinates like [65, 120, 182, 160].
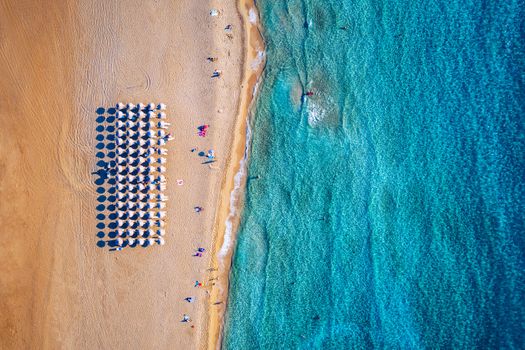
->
[205, 0, 266, 348]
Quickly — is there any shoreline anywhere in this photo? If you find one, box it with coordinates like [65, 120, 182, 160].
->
[205, 0, 266, 349]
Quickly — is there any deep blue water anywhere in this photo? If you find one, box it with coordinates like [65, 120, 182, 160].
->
[223, 0, 525, 348]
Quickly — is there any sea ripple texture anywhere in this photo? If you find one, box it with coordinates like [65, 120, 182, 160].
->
[224, 0, 525, 348]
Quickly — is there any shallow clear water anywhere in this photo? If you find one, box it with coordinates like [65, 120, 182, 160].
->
[224, 0, 525, 348]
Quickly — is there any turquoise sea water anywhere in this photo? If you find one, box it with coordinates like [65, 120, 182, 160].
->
[223, 0, 525, 348]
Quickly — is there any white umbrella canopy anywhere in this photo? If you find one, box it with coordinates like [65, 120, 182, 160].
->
[146, 102, 156, 110]
[127, 175, 136, 183]
[125, 120, 136, 128]
[155, 211, 167, 219]
[156, 130, 167, 138]
[117, 219, 126, 227]
[146, 238, 155, 246]
[156, 202, 167, 209]
[156, 157, 167, 165]
[117, 210, 126, 219]
[144, 229, 154, 237]
[126, 238, 136, 246]
[157, 166, 167, 173]
[157, 138, 167, 146]
[116, 120, 126, 129]
[116, 102, 126, 110]
[156, 237, 165, 245]
[136, 103, 145, 110]
[127, 103, 136, 110]
[137, 238, 146, 246]
[157, 103, 166, 110]
[117, 130, 126, 138]
[157, 229, 166, 236]
[156, 220, 166, 228]
[117, 202, 126, 209]
[146, 111, 156, 119]
[116, 111, 125, 118]
[156, 148, 168, 155]
[157, 194, 169, 202]
[156, 175, 167, 183]
[136, 111, 146, 119]
[117, 229, 125, 237]
[116, 148, 126, 156]
[157, 121, 170, 129]
[128, 202, 138, 210]
[117, 192, 126, 201]
[157, 112, 167, 119]
[116, 237, 124, 246]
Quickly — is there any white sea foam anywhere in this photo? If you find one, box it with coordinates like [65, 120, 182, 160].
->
[307, 101, 326, 127]
[249, 8, 257, 24]
[218, 121, 252, 258]
[251, 50, 266, 70]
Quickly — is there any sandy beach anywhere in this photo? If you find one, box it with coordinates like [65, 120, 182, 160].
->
[0, 0, 247, 349]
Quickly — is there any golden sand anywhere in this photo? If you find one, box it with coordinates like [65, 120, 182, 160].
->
[205, 0, 266, 349]
[0, 0, 245, 348]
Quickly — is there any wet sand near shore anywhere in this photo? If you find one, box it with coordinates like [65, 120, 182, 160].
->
[0, 1, 242, 349]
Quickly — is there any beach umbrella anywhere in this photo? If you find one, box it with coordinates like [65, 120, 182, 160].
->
[135, 238, 144, 247]
[138, 202, 149, 210]
[157, 103, 166, 110]
[116, 102, 126, 110]
[116, 237, 124, 246]
[135, 102, 144, 110]
[155, 202, 166, 210]
[117, 165, 126, 173]
[158, 112, 167, 119]
[156, 220, 166, 228]
[146, 103, 155, 110]
[128, 210, 138, 219]
[126, 238, 136, 246]
[140, 130, 155, 138]
[117, 129, 126, 138]
[155, 175, 167, 183]
[157, 121, 170, 129]
[137, 193, 148, 201]
[116, 148, 127, 156]
[146, 111, 156, 119]
[116, 156, 126, 164]
[127, 103, 136, 110]
[116, 229, 125, 237]
[137, 120, 148, 129]
[146, 238, 155, 246]
[126, 111, 136, 119]
[116, 120, 126, 129]
[126, 174, 136, 183]
[157, 138, 167, 146]
[157, 229, 166, 237]
[156, 130, 167, 138]
[155, 148, 168, 155]
[157, 194, 169, 202]
[156, 237, 165, 246]
[156, 157, 167, 165]
[155, 211, 167, 219]
[117, 184, 126, 193]
[128, 202, 138, 210]
[157, 166, 166, 173]
[116, 111, 125, 119]
[136, 111, 146, 119]
[117, 219, 126, 228]
[128, 192, 137, 200]
[125, 120, 136, 129]
[116, 202, 126, 210]
[117, 210, 125, 219]
[138, 183, 147, 191]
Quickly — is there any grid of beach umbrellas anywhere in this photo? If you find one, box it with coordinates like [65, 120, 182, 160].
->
[94, 103, 171, 250]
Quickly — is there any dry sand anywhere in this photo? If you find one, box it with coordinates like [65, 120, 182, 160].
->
[205, 0, 266, 349]
[0, 0, 247, 349]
